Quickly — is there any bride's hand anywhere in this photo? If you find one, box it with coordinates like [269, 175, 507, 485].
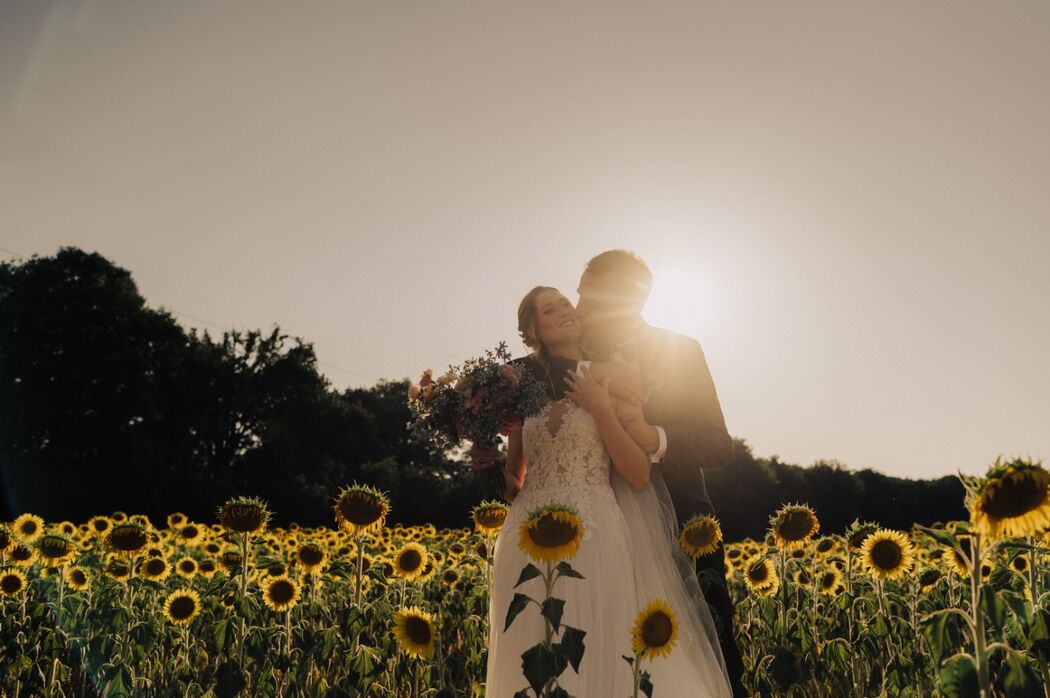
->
[564, 364, 614, 418]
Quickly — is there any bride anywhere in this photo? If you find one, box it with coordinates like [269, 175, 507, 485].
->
[483, 285, 733, 697]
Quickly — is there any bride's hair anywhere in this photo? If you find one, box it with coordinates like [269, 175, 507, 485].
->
[517, 285, 557, 364]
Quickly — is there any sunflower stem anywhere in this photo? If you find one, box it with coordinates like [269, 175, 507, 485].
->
[354, 538, 365, 608]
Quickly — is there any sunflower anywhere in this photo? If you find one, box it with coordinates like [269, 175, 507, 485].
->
[744, 558, 777, 592]
[261, 576, 302, 612]
[217, 496, 271, 535]
[517, 503, 585, 565]
[104, 559, 132, 582]
[441, 568, 461, 587]
[393, 543, 429, 580]
[1009, 553, 1030, 575]
[87, 516, 112, 536]
[12, 513, 45, 544]
[768, 504, 820, 551]
[175, 557, 198, 578]
[971, 457, 1050, 541]
[65, 566, 91, 591]
[679, 514, 723, 558]
[471, 500, 509, 536]
[166, 512, 187, 528]
[980, 562, 993, 582]
[846, 521, 880, 552]
[0, 525, 12, 554]
[37, 533, 77, 567]
[945, 535, 982, 576]
[631, 599, 679, 659]
[0, 567, 28, 597]
[793, 569, 812, 587]
[860, 529, 915, 581]
[817, 569, 842, 596]
[393, 606, 436, 659]
[813, 537, 838, 557]
[8, 543, 35, 567]
[197, 559, 218, 578]
[295, 542, 329, 574]
[163, 589, 202, 626]
[106, 522, 150, 555]
[219, 550, 244, 574]
[919, 568, 943, 593]
[757, 575, 781, 596]
[139, 556, 172, 582]
[175, 523, 204, 545]
[333, 483, 391, 537]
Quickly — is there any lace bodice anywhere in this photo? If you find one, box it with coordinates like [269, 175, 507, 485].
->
[510, 398, 616, 541]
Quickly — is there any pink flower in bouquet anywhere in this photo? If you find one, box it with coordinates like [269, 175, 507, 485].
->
[422, 384, 436, 403]
[420, 369, 434, 388]
[436, 369, 457, 386]
[408, 384, 422, 400]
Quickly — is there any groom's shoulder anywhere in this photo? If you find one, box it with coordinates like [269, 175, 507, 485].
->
[644, 324, 705, 356]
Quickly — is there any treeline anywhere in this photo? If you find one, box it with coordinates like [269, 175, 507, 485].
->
[0, 248, 966, 539]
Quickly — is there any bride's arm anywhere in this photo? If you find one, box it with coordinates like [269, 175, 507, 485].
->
[565, 366, 651, 491]
[503, 428, 526, 502]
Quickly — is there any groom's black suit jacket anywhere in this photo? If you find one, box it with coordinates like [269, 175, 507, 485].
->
[513, 323, 734, 525]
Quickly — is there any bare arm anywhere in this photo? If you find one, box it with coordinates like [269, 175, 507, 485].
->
[503, 428, 526, 501]
[565, 366, 651, 491]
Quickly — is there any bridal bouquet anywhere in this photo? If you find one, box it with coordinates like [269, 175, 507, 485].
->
[408, 341, 549, 497]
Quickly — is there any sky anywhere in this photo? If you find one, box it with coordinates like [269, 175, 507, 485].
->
[1, 1, 1048, 481]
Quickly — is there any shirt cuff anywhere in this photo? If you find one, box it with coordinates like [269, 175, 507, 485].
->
[650, 425, 668, 463]
[576, 360, 592, 374]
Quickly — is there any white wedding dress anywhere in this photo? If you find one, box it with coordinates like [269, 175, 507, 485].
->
[485, 397, 733, 697]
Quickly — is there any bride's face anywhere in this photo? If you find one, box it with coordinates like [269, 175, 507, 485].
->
[532, 289, 582, 348]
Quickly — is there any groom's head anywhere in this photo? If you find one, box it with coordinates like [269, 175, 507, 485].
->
[576, 249, 652, 339]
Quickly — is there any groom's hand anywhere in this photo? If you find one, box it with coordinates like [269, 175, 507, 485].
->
[469, 446, 502, 472]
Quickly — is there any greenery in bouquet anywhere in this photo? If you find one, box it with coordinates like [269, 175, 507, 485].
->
[407, 342, 549, 452]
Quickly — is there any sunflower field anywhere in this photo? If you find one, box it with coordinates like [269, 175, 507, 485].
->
[2, 458, 1049, 697]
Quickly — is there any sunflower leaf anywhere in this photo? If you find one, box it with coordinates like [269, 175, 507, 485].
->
[557, 625, 587, 673]
[554, 561, 585, 580]
[514, 563, 542, 588]
[521, 642, 566, 694]
[504, 592, 532, 632]
[916, 524, 959, 550]
[541, 597, 565, 631]
[938, 653, 978, 698]
[639, 672, 654, 698]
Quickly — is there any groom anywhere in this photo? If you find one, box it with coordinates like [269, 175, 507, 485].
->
[471, 249, 748, 697]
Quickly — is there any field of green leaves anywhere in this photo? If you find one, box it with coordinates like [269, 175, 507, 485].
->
[1, 458, 1049, 697]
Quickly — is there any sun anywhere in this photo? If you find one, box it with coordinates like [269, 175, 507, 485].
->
[641, 262, 722, 336]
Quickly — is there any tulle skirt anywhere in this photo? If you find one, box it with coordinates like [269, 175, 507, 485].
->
[484, 482, 729, 697]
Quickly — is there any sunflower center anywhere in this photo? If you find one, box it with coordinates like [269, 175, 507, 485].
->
[820, 573, 837, 589]
[12, 546, 32, 561]
[169, 595, 197, 620]
[849, 526, 878, 550]
[269, 580, 295, 604]
[405, 616, 432, 645]
[748, 562, 770, 583]
[777, 511, 816, 542]
[72, 569, 88, 585]
[339, 494, 386, 526]
[144, 559, 166, 576]
[110, 526, 148, 552]
[980, 471, 1050, 519]
[476, 509, 508, 529]
[221, 504, 267, 533]
[399, 549, 423, 572]
[641, 611, 673, 648]
[299, 545, 325, 566]
[870, 540, 903, 570]
[529, 515, 579, 549]
[1, 574, 23, 594]
[685, 523, 717, 548]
